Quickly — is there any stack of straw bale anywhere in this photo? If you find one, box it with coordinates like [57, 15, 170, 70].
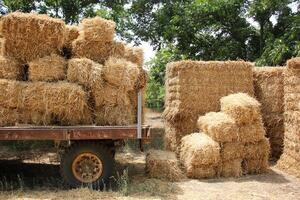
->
[146, 150, 185, 181]
[182, 93, 270, 179]
[0, 12, 147, 127]
[163, 60, 254, 151]
[253, 67, 285, 159]
[277, 58, 300, 177]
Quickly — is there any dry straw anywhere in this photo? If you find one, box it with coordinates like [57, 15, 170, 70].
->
[277, 57, 300, 176]
[163, 60, 254, 151]
[124, 46, 144, 67]
[180, 133, 220, 178]
[0, 12, 65, 63]
[253, 67, 284, 159]
[0, 79, 92, 126]
[146, 150, 185, 181]
[103, 57, 139, 91]
[220, 93, 262, 125]
[220, 159, 242, 178]
[28, 54, 67, 82]
[0, 56, 23, 80]
[64, 25, 79, 49]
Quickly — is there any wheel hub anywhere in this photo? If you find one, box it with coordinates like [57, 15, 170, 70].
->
[72, 152, 103, 183]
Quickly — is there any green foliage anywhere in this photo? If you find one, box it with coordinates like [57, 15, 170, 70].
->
[146, 47, 184, 110]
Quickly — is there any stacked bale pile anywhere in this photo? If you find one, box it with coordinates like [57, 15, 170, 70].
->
[180, 93, 270, 179]
[253, 67, 285, 159]
[277, 58, 300, 176]
[0, 12, 146, 127]
[163, 61, 254, 151]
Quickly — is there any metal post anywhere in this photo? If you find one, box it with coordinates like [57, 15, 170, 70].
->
[137, 90, 142, 139]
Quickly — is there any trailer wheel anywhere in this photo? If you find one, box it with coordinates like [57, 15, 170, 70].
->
[60, 142, 114, 189]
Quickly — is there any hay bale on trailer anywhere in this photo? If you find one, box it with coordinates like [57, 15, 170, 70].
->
[0, 12, 65, 63]
[28, 54, 67, 82]
[124, 46, 144, 67]
[179, 133, 220, 178]
[253, 67, 284, 159]
[277, 58, 300, 177]
[0, 56, 23, 80]
[64, 25, 79, 50]
[0, 80, 92, 126]
[163, 60, 254, 151]
[146, 150, 185, 181]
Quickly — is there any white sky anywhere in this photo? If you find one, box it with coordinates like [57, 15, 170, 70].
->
[141, 2, 299, 63]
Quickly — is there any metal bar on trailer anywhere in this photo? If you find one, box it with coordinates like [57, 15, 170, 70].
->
[137, 90, 142, 139]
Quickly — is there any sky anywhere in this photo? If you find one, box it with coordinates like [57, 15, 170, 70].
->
[141, 2, 299, 63]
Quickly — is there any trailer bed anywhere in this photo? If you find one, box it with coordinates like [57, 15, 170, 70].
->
[0, 125, 151, 140]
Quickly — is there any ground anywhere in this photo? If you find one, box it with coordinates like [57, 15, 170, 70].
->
[0, 109, 299, 200]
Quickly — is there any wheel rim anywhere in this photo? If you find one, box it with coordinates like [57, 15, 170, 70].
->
[72, 152, 103, 183]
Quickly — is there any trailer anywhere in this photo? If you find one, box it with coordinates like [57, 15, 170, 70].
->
[0, 91, 151, 189]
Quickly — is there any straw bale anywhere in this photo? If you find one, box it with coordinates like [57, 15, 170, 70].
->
[243, 138, 270, 160]
[277, 154, 300, 178]
[185, 165, 218, 179]
[146, 150, 185, 181]
[197, 112, 239, 143]
[220, 142, 244, 161]
[164, 61, 254, 122]
[0, 12, 66, 63]
[0, 108, 18, 126]
[0, 80, 92, 126]
[287, 57, 300, 70]
[220, 93, 261, 125]
[28, 54, 67, 82]
[220, 159, 242, 178]
[0, 79, 23, 108]
[72, 39, 124, 64]
[103, 57, 139, 91]
[94, 102, 135, 126]
[180, 133, 220, 167]
[67, 58, 103, 91]
[124, 46, 144, 67]
[64, 25, 79, 49]
[0, 56, 23, 80]
[80, 17, 115, 42]
[242, 156, 269, 174]
[237, 120, 266, 143]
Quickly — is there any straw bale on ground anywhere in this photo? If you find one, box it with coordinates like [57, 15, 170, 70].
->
[0, 12, 65, 63]
[242, 156, 269, 174]
[237, 120, 266, 143]
[0, 56, 23, 80]
[220, 142, 244, 161]
[220, 93, 261, 125]
[220, 159, 242, 178]
[146, 150, 185, 181]
[124, 46, 144, 67]
[180, 133, 220, 178]
[103, 57, 139, 91]
[80, 17, 115, 42]
[253, 67, 284, 159]
[278, 58, 300, 176]
[243, 138, 270, 159]
[0, 80, 92, 126]
[28, 54, 67, 81]
[64, 25, 79, 49]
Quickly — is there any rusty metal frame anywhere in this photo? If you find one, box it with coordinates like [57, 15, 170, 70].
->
[0, 125, 151, 141]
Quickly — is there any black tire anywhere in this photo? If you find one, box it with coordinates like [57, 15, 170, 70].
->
[60, 142, 115, 190]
